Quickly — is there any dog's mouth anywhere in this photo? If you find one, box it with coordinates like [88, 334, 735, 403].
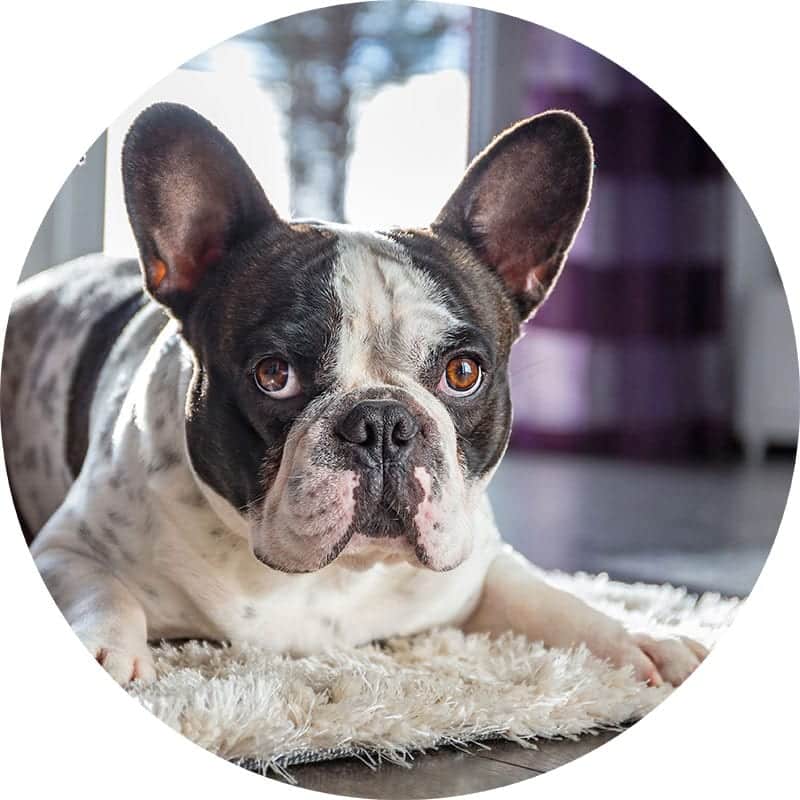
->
[350, 462, 424, 539]
[363, 502, 407, 538]
[252, 460, 472, 573]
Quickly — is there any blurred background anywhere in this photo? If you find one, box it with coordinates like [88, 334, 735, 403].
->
[20, 2, 797, 597]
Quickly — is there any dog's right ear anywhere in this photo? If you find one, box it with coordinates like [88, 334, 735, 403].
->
[122, 103, 283, 318]
[433, 111, 593, 322]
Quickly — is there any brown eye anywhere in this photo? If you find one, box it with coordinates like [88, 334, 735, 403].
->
[253, 357, 300, 398]
[439, 356, 482, 397]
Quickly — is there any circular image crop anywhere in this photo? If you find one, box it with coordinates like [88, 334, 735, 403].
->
[2, 3, 795, 795]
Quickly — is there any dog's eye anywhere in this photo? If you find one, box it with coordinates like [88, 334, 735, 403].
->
[253, 357, 301, 398]
[438, 356, 482, 397]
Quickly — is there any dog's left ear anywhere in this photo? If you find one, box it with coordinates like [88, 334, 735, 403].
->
[433, 110, 593, 321]
[122, 103, 283, 318]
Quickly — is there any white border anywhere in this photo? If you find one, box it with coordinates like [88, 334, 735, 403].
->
[1, 2, 797, 798]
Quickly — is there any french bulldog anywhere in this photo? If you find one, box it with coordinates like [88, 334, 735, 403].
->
[1, 103, 707, 686]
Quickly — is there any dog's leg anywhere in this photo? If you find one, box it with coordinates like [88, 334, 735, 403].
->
[462, 546, 707, 686]
[32, 520, 155, 685]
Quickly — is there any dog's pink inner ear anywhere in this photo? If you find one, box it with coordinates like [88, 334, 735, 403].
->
[435, 111, 594, 321]
[146, 247, 221, 296]
[143, 194, 232, 298]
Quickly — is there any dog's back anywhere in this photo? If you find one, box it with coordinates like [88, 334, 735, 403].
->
[1, 255, 148, 538]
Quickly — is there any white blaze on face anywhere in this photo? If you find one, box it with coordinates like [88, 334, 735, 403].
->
[330, 227, 458, 388]
[328, 228, 482, 570]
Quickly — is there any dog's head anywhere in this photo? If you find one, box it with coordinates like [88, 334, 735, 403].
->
[122, 103, 592, 573]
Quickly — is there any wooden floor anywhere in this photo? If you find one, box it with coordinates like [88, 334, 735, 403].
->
[266, 731, 622, 797]
[489, 450, 791, 598]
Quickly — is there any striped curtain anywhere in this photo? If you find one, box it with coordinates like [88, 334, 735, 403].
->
[509, 24, 730, 459]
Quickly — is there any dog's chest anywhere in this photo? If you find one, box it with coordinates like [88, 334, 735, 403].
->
[136, 501, 490, 652]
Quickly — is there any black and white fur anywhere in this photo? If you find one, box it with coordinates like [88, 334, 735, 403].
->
[1, 104, 706, 685]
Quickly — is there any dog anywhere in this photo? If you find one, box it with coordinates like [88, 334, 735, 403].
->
[1, 103, 707, 686]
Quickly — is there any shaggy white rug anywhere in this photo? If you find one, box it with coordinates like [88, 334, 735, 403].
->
[128, 571, 740, 776]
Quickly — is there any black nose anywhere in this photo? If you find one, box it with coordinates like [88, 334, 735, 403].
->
[335, 400, 419, 461]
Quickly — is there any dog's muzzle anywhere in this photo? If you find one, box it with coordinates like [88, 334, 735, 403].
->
[334, 398, 424, 540]
[252, 388, 472, 573]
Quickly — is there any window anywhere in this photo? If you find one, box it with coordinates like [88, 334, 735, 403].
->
[103, 2, 471, 256]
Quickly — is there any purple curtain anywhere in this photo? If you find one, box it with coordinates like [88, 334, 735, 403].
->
[509, 25, 730, 460]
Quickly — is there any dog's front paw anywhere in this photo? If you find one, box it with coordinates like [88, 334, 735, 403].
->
[94, 644, 156, 685]
[73, 623, 156, 685]
[631, 632, 708, 687]
[608, 630, 708, 687]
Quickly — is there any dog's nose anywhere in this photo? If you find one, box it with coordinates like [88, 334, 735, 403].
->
[335, 400, 419, 461]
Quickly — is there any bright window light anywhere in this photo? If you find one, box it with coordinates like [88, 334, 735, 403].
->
[345, 69, 469, 229]
[104, 68, 290, 257]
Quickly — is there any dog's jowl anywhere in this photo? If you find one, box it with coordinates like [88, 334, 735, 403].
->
[1, 103, 707, 686]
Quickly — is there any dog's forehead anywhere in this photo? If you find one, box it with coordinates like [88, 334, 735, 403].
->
[326, 225, 459, 388]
